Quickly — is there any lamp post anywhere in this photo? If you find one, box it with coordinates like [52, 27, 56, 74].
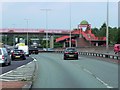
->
[40, 9, 51, 50]
[12, 24, 15, 46]
[24, 19, 30, 46]
[69, 1, 72, 47]
[106, 0, 109, 52]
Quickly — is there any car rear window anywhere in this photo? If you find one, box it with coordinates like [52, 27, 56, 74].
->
[14, 50, 23, 53]
[66, 48, 77, 51]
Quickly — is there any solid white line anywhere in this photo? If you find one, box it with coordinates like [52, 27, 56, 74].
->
[0, 70, 13, 77]
[0, 59, 34, 77]
[17, 65, 25, 69]
[2, 74, 24, 77]
[0, 79, 18, 81]
[32, 57, 37, 62]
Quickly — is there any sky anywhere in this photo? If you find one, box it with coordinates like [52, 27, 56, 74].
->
[0, 0, 119, 30]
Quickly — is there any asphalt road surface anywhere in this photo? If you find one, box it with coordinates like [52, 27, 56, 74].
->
[32, 53, 118, 88]
[0, 57, 33, 75]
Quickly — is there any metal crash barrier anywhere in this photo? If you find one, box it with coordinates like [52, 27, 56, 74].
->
[53, 50, 120, 60]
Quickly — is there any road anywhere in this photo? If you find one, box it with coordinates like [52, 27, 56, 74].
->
[32, 53, 118, 88]
[0, 57, 33, 75]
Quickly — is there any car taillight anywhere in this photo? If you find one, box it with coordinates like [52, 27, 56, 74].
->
[75, 52, 78, 54]
[2, 55, 5, 60]
[65, 52, 69, 54]
[20, 52, 24, 54]
[12, 52, 14, 56]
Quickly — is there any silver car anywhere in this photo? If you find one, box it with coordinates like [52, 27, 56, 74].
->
[0, 48, 11, 66]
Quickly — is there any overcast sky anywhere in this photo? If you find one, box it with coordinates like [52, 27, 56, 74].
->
[0, 0, 119, 30]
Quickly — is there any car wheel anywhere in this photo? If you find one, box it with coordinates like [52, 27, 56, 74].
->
[76, 57, 78, 60]
[64, 57, 67, 60]
[8, 61, 11, 65]
[12, 57, 14, 60]
[5, 61, 8, 66]
[22, 57, 26, 60]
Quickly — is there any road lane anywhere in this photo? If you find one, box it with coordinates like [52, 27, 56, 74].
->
[0, 57, 33, 75]
[32, 53, 118, 88]
[73, 56, 118, 88]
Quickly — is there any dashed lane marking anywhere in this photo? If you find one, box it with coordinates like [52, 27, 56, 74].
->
[71, 61, 114, 88]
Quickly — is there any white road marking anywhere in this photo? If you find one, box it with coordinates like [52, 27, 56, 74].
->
[82, 66, 113, 88]
[32, 57, 37, 62]
[0, 59, 35, 78]
[74, 57, 114, 88]
[0, 70, 13, 77]
[83, 68, 93, 75]
[17, 65, 25, 69]
[0, 79, 18, 81]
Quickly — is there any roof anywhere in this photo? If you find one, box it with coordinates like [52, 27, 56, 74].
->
[56, 36, 70, 42]
[80, 20, 89, 25]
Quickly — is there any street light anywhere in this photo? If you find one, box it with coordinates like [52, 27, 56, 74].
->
[24, 19, 30, 46]
[69, 1, 72, 47]
[106, 0, 109, 52]
[40, 9, 51, 50]
[12, 24, 15, 46]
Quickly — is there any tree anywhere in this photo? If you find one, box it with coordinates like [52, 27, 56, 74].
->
[117, 27, 120, 43]
[91, 27, 99, 36]
[99, 23, 106, 37]
[109, 27, 118, 45]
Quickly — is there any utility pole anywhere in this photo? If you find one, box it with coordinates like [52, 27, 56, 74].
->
[106, 0, 109, 52]
[69, 1, 72, 47]
[24, 19, 30, 46]
[40, 9, 51, 50]
[12, 24, 15, 46]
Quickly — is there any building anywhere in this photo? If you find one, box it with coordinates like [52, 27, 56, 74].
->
[56, 20, 106, 47]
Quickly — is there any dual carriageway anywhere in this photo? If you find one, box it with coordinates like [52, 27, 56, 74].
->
[0, 48, 119, 89]
[0, 28, 119, 89]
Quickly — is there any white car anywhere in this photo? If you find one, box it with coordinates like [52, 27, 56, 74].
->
[0, 48, 11, 66]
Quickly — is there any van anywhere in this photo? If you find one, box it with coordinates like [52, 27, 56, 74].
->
[114, 44, 120, 54]
[0, 48, 11, 66]
[18, 46, 29, 56]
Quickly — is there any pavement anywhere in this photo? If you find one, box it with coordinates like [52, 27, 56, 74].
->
[0, 57, 37, 90]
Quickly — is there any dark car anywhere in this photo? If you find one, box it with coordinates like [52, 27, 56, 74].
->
[11, 49, 26, 60]
[29, 46, 39, 54]
[64, 47, 78, 60]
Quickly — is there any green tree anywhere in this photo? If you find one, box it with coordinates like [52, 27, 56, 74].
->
[99, 23, 106, 37]
[117, 27, 120, 43]
[91, 27, 99, 36]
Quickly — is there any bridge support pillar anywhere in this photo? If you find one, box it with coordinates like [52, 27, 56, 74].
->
[0, 34, 2, 43]
[50, 35, 54, 48]
[76, 40, 77, 47]
[96, 42, 98, 46]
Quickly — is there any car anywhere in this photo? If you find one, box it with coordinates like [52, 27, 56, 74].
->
[63, 47, 78, 60]
[0, 47, 11, 66]
[114, 44, 120, 54]
[17, 45, 29, 56]
[29, 46, 39, 54]
[10, 49, 26, 60]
